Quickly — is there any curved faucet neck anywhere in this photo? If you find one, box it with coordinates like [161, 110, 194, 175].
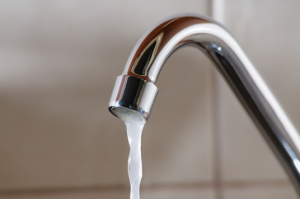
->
[123, 16, 213, 83]
[109, 15, 300, 195]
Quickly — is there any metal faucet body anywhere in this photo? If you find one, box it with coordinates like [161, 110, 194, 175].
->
[109, 14, 300, 195]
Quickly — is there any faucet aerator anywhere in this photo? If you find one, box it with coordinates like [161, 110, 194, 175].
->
[109, 75, 158, 122]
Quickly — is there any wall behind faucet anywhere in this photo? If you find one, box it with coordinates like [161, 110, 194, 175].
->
[0, 0, 299, 199]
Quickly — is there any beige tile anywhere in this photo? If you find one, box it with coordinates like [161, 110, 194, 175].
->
[142, 187, 215, 199]
[221, 0, 300, 182]
[220, 82, 288, 181]
[0, 0, 213, 190]
[142, 48, 214, 185]
[223, 182, 297, 199]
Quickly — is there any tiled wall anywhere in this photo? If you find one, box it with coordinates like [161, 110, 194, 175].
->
[0, 0, 299, 199]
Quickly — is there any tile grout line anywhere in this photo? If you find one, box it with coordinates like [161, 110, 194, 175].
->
[211, 63, 223, 199]
[0, 180, 292, 196]
[209, 0, 225, 198]
[206, 2, 219, 198]
[206, 1, 219, 198]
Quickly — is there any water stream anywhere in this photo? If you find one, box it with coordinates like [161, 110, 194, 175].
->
[124, 121, 145, 199]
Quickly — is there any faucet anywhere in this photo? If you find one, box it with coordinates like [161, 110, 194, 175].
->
[108, 14, 300, 195]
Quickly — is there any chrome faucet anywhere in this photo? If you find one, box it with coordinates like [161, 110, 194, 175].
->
[108, 14, 300, 195]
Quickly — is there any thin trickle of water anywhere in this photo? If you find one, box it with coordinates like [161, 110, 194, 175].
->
[125, 121, 145, 199]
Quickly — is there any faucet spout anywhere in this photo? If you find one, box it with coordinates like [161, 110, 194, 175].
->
[108, 14, 300, 195]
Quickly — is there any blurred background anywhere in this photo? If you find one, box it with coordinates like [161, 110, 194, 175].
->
[0, 0, 300, 198]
